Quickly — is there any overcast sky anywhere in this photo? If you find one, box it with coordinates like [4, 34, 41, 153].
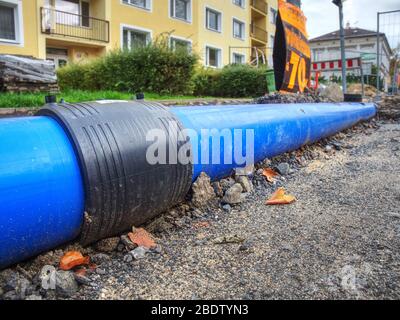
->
[302, 0, 400, 47]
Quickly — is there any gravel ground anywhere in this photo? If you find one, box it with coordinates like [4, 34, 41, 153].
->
[1, 117, 400, 300]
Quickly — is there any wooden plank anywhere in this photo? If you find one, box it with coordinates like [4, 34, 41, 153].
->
[0, 54, 59, 93]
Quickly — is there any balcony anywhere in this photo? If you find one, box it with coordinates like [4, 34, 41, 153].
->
[41, 7, 110, 43]
[251, 0, 268, 15]
[250, 24, 268, 43]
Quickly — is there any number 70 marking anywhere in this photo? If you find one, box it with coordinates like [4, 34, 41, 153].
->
[287, 51, 307, 93]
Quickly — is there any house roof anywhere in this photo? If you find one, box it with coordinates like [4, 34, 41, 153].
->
[309, 27, 393, 55]
[309, 27, 383, 42]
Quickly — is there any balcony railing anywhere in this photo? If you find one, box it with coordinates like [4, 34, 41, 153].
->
[41, 7, 110, 43]
[251, 0, 268, 14]
[250, 24, 268, 43]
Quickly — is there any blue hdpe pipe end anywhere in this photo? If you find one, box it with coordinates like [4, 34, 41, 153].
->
[0, 116, 84, 268]
[171, 102, 377, 181]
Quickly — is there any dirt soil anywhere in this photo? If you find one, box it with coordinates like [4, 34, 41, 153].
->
[73, 119, 399, 300]
[1, 117, 400, 300]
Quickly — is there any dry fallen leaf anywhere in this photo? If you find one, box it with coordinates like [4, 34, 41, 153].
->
[192, 221, 210, 229]
[262, 168, 279, 182]
[128, 228, 156, 249]
[266, 187, 296, 205]
[59, 251, 90, 271]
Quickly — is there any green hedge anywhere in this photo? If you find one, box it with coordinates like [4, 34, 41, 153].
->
[192, 67, 221, 96]
[58, 42, 269, 98]
[57, 39, 198, 95]
[193, 64, 269, 98]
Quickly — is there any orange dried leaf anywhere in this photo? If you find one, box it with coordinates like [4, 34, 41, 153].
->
[262, 168, 279, 183]
[266, 187, 296, 205]
[192, 221, 210, 229]
[59, 251, 90, 271]
[128, 228, 156, 249]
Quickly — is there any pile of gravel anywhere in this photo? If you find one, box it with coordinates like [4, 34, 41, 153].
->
[377, 95, 400, 120]
[254, 91, 329, 104]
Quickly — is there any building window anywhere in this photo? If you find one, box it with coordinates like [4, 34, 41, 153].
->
[206, 8, 222, 33]
[0, 0, 22, 44]
[55, 0, 79, 26]
[46, 47, 69, 69]
[122, 0, 151, 10]
[122, 27, 151, 50]
[232, 53, 245, 64]
[206, 46, 221, 68]
[52, 0, 91, 27]
[170, 0, 191, 22]
[233, 19, 245, 40]
[81, 1, 90, 27]
[327, 47, 340, 60]
[170, 37, 191, 52]
[270, 8, 277, 25]
[233, 0, 245, 8]
[313, 48, 325, 61]
[360, 44, 375, 50]
[55, 0, 81, 13]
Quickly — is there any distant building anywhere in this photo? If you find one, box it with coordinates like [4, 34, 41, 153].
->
[309, 26, 393, 90]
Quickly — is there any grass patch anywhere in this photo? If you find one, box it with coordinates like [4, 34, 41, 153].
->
[0, 90, 218, 109]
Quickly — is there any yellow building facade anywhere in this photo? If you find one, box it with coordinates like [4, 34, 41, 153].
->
[0, 0, 278, 68]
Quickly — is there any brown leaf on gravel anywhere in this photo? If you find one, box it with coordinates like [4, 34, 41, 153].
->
[266, 187, 296, 205]
[59, 251, 90, 271]
[192, 221, 210, 229]
[128, 228, 156, 249]
[262, 168, 279, 182]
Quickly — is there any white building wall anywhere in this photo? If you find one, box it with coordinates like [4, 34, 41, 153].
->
[310, 35, 392, 87]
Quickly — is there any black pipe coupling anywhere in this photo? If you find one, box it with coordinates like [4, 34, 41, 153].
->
[38, 101, 193, 245]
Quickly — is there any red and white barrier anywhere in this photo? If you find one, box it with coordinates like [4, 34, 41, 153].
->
[312, 58, 362, 72]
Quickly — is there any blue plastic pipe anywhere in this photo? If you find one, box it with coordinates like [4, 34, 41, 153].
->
[171, 103, 377, 181]
[0, 102, 376, 268]
[0, 116, 84, 269]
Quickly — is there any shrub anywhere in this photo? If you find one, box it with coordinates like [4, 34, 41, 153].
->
[57, 63, 90, 91]
[192, 64, 269, 98]
[57, 36, 198, 95]
[192, 67, 220, 96]
[217, 64, 268, 97]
